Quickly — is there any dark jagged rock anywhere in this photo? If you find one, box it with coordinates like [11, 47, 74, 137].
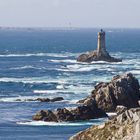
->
[36, 98, 51, 102]
[32, 102, 107, 122]
[15, 97, 64, 102]
[77, 30, 122, 63]
[70, 108, 140, 140]
[36, 97, 64, 102]
[78, 73, 140, 112]
[32, 110, 57, 122]
[50, 97, 64, 102]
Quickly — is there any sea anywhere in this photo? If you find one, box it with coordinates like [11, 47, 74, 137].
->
[0, 28, 140, 140]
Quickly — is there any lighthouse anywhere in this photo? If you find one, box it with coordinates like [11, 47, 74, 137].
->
[77, 29, 122, 62]
[97, 29, 109, 57]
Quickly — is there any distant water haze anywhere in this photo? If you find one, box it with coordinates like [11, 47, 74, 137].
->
[0, 0, 140, 28]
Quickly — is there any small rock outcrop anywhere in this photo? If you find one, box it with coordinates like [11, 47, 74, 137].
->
[77, 29, 122, 63]
[70, 108, 140, 140]
[37, 97, 64, 102]
[78, 73, 140, 112]
[33, 100, 107, 122]
[15, 97, 64, 102]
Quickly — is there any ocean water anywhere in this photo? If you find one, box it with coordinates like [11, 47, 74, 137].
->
[0, 28, 140, 140]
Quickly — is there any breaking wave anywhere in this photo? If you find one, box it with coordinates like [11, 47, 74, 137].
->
[0, 96, 40, 102]
[17, 118, 107, 126]
[49, 59, 77, 63]
[0, 53, 79, 58]
[0, 77, 67, 84]
[10, 65, 39, 70]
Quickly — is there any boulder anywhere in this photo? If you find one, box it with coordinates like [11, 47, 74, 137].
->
[69, 108, 140, 140]
[78, 73, 140, 112]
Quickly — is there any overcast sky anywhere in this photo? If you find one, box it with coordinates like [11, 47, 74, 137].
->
[0, 0, 140, 28]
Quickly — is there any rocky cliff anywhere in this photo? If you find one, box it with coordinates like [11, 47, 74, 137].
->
[78, 73, 140, 112]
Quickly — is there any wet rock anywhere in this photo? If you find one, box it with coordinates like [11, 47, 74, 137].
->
[15, 97, 64, 102]
[54, 108, 75, 122]
[78, 73, 140, 112]
[32, 104, 107, 122]
[50, 97, 64, 102]
[36, 98, 50, 102]
[36, 97, 64, 102]
[33, 110, 57, 122]
[69, 108, 140, 140]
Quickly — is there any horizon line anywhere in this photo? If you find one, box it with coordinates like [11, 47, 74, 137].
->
[0, 26, 140, 30]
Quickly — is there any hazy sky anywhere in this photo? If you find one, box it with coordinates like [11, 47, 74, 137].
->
[0, 0, 140, 28]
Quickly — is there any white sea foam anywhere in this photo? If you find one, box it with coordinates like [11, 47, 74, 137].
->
[91, 61, 110, 64]
[56, 84, 65, 89]
[10, 65, 37, 70]
[0, 53, 47, 57]
[57, 64, 96, 72]
[107, 112, 117, 116]
[0, 96, 40, 102]
[58, 64, 118, 72]
[0, 77, 67, 84]
[49, 59, 77, 63]
[17, 118, 107, 126]
[17, 121, 94, 126]
[128, 70, 140, 75]
[33, 86, 91, 95]
[0, 53, 79, 58]
[33, 90, 63, 94]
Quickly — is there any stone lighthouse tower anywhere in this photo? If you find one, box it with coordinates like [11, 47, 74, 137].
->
[97, 29, 108, 57]
[77, 29, 122, 62]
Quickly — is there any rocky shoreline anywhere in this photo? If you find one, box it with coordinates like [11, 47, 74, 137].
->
[32, 73, 140, 139]
[70, 107, 140, 140]
[32, 73, 139, 120]
[33, 100, 107, 122]
[78, 73, 140, 112]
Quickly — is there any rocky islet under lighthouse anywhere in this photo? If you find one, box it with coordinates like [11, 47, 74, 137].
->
[77, 29, 122, 62]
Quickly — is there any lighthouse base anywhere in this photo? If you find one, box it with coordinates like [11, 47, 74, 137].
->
[77, 50, 122, 63]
